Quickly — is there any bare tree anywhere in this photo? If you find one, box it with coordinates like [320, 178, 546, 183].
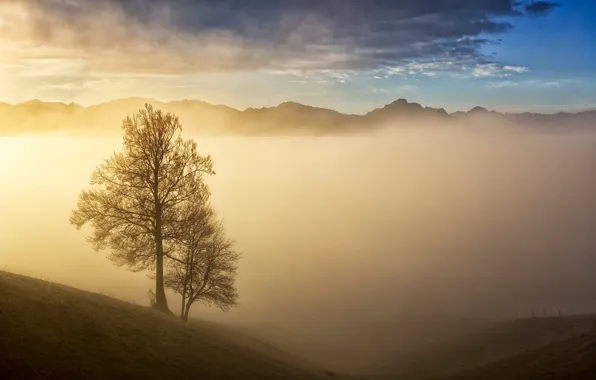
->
[70, 104, 214, 313]
[165, 207, 241, 321]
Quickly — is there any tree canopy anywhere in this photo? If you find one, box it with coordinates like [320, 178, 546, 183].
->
[70, 104, 214, 313]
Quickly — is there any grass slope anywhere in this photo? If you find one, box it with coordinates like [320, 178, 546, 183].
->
[439, 330, 596, 380]
[374, 315, 595, 380]
[0, 271, 348, 380]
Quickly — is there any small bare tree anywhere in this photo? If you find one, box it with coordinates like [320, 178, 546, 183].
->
[165, 206, 241, 321]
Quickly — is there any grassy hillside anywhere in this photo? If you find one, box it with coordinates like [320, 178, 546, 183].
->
[0, 271, 350, 380]
[2, 269, 594, 380]
[373, 314, 596, 380]
[439, 330, 596, 380]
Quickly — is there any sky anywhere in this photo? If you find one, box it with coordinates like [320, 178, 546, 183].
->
[0, 0, 594, 113]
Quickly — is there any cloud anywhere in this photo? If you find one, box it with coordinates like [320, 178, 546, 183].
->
[369, 85, 418, 95]
[0, 0, 558, 77]
[381, 60, 528, 79]
[485, 80, 561, 88]
[472, 63, 529, 77]
[269, 68, 356, 85]
[524, 1, 560, 15]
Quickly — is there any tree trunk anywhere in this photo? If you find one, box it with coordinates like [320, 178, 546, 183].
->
[180, 294, 186, 319]
[153, 174, 170, 314]
[154, 250, 170, 313]
[183, 301, 192, 322]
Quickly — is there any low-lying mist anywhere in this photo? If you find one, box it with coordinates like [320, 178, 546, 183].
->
[2, 123, 595, 372]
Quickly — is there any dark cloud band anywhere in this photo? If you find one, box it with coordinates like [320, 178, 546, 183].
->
[524, 1, 560, 15]
[16, 0, 560, 74]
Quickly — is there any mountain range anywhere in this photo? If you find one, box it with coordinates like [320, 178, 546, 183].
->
[1, 98, 594, 136]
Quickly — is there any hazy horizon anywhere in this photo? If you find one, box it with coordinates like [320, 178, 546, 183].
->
[2, 96, 596, 116]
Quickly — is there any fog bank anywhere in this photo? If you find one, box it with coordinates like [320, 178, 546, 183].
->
[1, 125, 595, 371]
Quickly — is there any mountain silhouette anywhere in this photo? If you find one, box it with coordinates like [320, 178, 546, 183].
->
[0, 98, 594, 136]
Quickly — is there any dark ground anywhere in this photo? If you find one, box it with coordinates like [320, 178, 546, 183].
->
[372, 314, 596, 380]
[437, 329, 596, 380]
[1, 270, 595, 380]
[0, 271, 352, 380]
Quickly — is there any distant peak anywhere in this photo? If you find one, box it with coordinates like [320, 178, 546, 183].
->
[277, 101, 306, 108]
[391, 98, 409, 105]
[385, 98, 422, 110]
[468, 106, 490, 114]
[22, 99, 46, 105]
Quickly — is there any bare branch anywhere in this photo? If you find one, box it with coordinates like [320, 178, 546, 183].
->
[163, 208, 240, 320]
